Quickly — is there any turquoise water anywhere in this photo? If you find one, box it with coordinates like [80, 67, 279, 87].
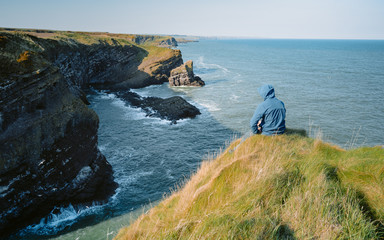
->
[13, 39, 384, 239]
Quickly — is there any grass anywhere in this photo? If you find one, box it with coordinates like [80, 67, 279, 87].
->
[114, 133, 384, 239]
[138, 45, 181, 75]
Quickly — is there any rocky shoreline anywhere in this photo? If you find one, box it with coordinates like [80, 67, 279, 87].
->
[0, 29, 203, 236]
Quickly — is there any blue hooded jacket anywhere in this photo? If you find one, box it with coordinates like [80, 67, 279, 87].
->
[250, 85, 286, 135]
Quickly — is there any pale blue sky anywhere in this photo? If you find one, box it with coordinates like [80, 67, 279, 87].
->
[1, 0, 384, 39]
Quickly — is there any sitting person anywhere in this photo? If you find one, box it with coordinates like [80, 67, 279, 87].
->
[250, 84, 286, 135]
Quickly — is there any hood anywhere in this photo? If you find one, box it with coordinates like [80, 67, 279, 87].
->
[258, 84, 275, 100]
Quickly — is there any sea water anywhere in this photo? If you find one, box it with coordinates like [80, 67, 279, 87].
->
[177, 39, 384, 147]
[12, 39, 384, 239]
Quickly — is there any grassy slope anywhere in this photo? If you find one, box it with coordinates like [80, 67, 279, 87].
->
[115, 133, 384, 239]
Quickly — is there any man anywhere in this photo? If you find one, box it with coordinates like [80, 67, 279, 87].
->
[250, 84, 286, 135]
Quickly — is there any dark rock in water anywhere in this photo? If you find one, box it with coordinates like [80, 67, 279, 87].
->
[143, 96, 201, 121]
[193, 76, 205, 86]
[168, 60, 205, 87]
[116, 91, 200, 122]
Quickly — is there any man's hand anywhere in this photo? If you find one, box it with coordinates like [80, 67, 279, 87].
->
[257, 119, 262, 132]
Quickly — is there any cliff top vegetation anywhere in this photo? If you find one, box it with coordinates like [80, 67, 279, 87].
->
[0, 28, 176, 47]
[0, 28, 179, 66]
[115, 132, 384, 239]
[0, 28, 181, 84]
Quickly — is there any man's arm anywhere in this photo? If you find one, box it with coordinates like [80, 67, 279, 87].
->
[250, 105, 265, 134]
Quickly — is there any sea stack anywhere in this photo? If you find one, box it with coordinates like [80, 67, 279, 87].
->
[168, 60, 205, 87]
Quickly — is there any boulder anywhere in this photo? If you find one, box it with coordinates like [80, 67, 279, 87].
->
[116, 91, 200, 123]
[143, 96, 201, 122]
[168, 60, 205, 87]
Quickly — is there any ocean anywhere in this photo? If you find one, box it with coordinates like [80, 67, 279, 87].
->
[12, 39, 384, 239]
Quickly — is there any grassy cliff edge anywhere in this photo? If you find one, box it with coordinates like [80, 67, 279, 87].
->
[115, 133, 384, 239]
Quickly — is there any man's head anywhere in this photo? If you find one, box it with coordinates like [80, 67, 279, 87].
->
[258, 84, 275, 100]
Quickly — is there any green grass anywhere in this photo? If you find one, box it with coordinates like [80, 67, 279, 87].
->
[115, 133, 384, 240]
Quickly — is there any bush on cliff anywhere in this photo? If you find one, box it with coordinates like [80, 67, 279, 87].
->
[115, 133, 384, 239]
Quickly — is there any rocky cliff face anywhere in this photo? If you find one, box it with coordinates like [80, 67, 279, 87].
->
[0, 30, 183, 235]
[0, 32, 119, 235]
[53, 40, 182, 90]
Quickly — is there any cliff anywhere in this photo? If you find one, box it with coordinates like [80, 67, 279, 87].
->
[115, 133, 384, 239]
[0, 29, 183, 235]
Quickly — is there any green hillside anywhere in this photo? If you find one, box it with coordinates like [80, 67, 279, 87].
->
[115, 133, 384, 239]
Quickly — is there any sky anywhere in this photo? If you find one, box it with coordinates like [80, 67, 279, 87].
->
[1, 0, 384, 39]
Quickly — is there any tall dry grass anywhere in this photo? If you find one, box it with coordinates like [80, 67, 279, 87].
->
[115, 133, 384, 239]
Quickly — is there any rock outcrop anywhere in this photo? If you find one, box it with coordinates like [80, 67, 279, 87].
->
[169, 60, 205, 87]
[0, 30, 185, 236]
[116, 91, 200, 123]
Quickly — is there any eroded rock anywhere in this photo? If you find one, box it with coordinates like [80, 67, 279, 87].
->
[168, 60, 205, 87]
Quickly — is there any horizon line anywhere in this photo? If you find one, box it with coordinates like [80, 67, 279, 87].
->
[1, 26, 384, 41]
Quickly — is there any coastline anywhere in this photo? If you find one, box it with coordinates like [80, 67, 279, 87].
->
[2, 29, 384, 239]
[0, 28, 198, 237]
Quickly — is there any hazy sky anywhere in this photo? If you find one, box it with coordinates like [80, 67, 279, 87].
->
[1, 0, 384, 39]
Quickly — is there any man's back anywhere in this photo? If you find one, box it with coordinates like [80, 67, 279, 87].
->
[250, 85, 286, 135]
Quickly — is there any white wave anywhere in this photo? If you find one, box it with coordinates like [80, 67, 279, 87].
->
[109, 185, 122, 203]
[230, 94, 240, 102]
[196, 56, 229, 73]
[131, 85, 163, 97]
[110, 96, 127, 109]
[123, 106, 147, 120]
[174, 118, 190, 125]
[98, 144, 107, 152]
[199, 100, 221, 112]
[142, 117, 190, 127]
[98, 92, 117, 100]
[115, 170, 154, 186]
[20, 203, 103, 236]
[166, 169, 174, 180]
